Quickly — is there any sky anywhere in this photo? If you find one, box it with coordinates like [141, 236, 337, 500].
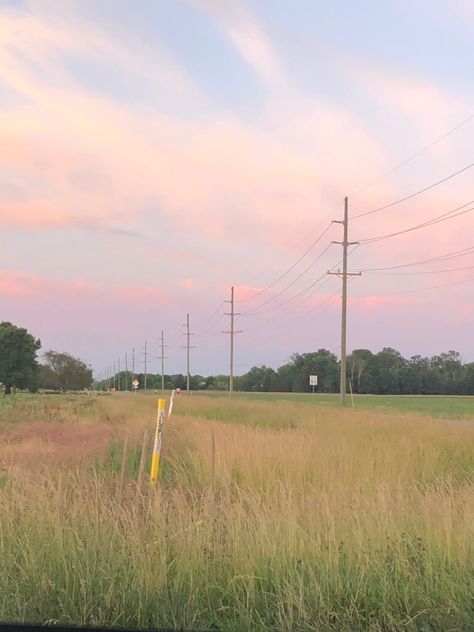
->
[0, 0, 473, 379]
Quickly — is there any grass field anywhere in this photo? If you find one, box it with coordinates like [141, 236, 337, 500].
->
[203, 390, 474, 419]
[0, 393, 473, 631]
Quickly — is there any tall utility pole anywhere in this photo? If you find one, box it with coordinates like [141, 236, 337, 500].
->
[125, 352, 128, 391]
[222, 286, 242, 398]
[143, 340, 148, 391]
[328, 197, 361, 406]
[113, 361, 116, 390]
[132, 347, 135, 391]
[117, 357, 121, 391]
[158, 330, 168, 391]
[181, 314, 195, 392]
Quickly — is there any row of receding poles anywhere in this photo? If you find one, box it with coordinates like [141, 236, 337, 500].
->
[99, 204, 355, 406]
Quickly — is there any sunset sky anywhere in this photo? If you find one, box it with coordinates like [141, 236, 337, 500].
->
[0, 0, 473, 378]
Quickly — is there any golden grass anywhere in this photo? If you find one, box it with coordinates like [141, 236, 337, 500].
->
[0, 394, 473, 630]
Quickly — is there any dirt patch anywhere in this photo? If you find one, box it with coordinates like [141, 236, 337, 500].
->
[0, 420, 112, 467]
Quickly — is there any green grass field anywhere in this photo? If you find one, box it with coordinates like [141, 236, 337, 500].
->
[203, 390, 474, 419]
[0, 393, 473, 631]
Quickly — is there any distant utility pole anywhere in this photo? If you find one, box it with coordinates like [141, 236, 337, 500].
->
[113, 361, 116, 390]
[142, 340, 148, 391]
[125, 352, 128, 391]
[132, 347, 135, 391]
[181, 313, 195, 392]
[327, 196, 361, 406]
[117, 357, 121, 391]
[222, 286, 242, 398]
[158, 330, 168, 391]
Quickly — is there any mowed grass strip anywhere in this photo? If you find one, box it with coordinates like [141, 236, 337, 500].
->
[0, 394, 473, 631]
[200, 390, 474, 419]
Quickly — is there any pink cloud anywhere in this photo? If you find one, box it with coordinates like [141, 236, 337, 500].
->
[180, 278, 193, 288]
[0, 270, 174, 305]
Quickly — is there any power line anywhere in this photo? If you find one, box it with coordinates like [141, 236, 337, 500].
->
[242, 245, 359, 321]
[349, 114, 474, 199]
[242, 242, 333, 314]
[359, 201, 474, 244]
[366, 264, 474, 276]
[242, 272, 329, 317]
[238, 222, 333, 303]
[360, 245, 474, 272]
[350, 163, 474, 221]
[195, 301, 225, 329]
[352, 276, 474, 298]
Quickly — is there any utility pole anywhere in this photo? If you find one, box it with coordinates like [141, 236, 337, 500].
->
[125, 352, 128, 391]
[132, 347, 135, 392]
[142, 340, 148, 391]
[158, 330, 168, 391]
[117, 357, 121, 391]
[222, 286, 242, 398]
[327, 197, 361, 406]
[181, 314, 195, 392]
[113, 361, 116, 390]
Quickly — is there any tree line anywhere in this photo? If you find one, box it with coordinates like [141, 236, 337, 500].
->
[106, 348, 474, 396]
[2, 321, 474, 395]
[0, 322, 92, 394]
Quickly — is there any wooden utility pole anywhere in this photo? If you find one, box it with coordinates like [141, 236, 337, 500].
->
[222, 286, 242, 398]
[158, 330, 168, 391]
[131, 347, 135, 392]
[143, 340, 148, 391]
[125, 352, 128, 391]
[113, 361, 116, 390]
[181, 314, 195, 392]
[328, 197, 361, 406]
[117, 357, 121, 391]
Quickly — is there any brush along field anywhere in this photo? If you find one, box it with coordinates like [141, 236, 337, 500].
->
[0, 394, 473, 631]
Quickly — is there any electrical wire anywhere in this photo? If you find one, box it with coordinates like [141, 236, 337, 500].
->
[358, 201, 474, 244]
[365, 264, 474, 276]
[350, 163, 474, 220]
[242, 243, 333, 314]
[360, 245, 474, 272]
[238, 222, 333, 303]
[352, 276, 474, 298]
[194, 301, 225, 329]
[349, 114, 474, 199]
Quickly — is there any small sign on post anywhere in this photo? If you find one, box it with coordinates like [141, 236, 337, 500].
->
[132, 379, 139, 392]
[309, 375, 318, 394]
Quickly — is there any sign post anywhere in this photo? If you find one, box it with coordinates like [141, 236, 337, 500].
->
[309, 375, 318, 394]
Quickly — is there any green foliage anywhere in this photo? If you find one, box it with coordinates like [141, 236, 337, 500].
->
[0, 321, 41, 395]
[99, 347, 474, 396]
[39, 350, 93, 391]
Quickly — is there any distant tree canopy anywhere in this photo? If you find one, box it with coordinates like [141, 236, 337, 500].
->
[0, 321, 41, 395]
[39, 350, 93, 391]
[99, 347, 474, 395]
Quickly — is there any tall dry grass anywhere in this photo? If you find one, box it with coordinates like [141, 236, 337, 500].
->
[0, 394, 473, 630]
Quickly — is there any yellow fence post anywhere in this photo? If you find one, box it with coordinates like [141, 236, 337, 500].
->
[150, 398, 166, 485]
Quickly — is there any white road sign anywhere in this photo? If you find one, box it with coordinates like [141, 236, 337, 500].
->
[309, 375, 318, 386]
[132, 379, 139, 387]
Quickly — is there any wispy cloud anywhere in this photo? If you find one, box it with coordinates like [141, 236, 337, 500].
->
[188, 0, 285, 89]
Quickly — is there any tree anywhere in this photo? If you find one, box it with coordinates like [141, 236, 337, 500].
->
[40, 350, 92, 391]
[347, 349, 374, 393]
[0, 322, 41, 395]
[290, 350, 339, 392]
